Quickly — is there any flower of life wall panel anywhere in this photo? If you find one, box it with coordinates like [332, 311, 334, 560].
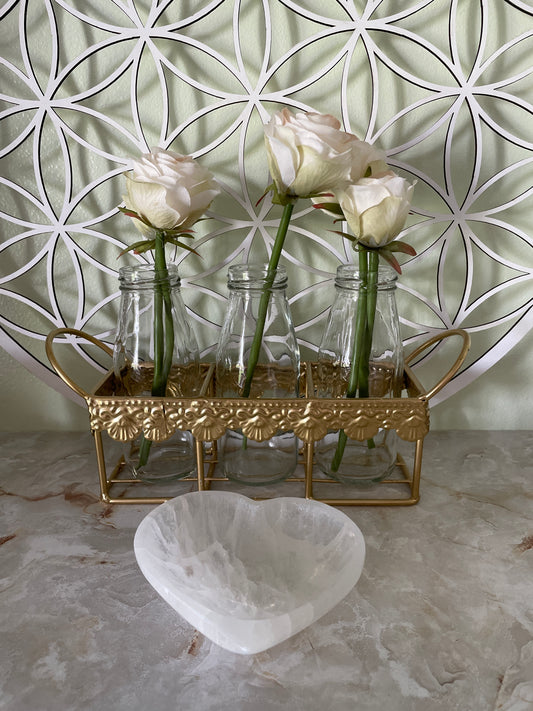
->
[1, 0, 532, 423]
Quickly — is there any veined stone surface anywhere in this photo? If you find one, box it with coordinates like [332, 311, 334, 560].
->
[134, 492, 365, 654]
[1, 431, 533, 710]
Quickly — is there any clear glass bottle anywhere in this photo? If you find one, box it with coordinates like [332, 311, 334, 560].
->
[113, 263, 200, 483]
[315, 263, 404, 485]
[215, 264, 300, 485]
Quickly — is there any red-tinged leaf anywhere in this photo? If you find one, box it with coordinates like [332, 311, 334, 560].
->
[118, 206, 153, 228]
[118, 239, 156, 258]
[386, 241, 417, 256]
[256, 186, 273, 207]
[166, 237, 200, 256]
[380, 250, 402, 274]
[307, 191, 336, 200]
[164, 228, 195, 239]
[331, 230, 357, 242]
[118, 206, 139, 219]
[313, 202, 344, 216]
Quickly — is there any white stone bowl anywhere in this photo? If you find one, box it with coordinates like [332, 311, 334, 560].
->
[134, 491, 365, 654]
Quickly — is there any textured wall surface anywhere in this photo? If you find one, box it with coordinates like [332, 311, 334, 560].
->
[1, 0, 532, 430]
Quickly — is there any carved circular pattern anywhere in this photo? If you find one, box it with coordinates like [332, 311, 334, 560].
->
[1, 1, 532, 411]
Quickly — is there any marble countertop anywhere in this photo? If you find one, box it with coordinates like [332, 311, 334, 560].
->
[1, 430, 533, 711]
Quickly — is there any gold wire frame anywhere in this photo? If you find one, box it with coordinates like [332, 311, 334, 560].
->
[46, 328, 470, 507]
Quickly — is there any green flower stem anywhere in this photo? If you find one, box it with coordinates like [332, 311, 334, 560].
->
[241, 201, 295, 399]
[331, 247, 378, 472]
[348, 248, 369, 397]
[238, 201, 294, 452]
[358, 250, 379, 398]
[361, 250, 379, 449]
[138, 230, 174, 467]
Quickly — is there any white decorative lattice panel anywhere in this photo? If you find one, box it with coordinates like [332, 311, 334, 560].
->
[1, 0, 532, 411]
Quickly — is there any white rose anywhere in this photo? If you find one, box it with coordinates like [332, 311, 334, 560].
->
[337, 173, 415, 248]
[124, 148, 220, 235]
[348, 141, 387, 183]
[264, 109, 383, 200]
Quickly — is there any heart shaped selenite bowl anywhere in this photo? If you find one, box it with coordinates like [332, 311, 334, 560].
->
[134, 491, 365, 654]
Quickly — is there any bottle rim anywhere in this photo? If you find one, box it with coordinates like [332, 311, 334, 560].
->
[118, 263, 181, 288]
[335, 263, 398, 289]
[227, 263, 288, 289]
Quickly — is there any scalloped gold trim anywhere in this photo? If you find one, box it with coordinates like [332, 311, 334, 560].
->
[87, 389, 429, 444]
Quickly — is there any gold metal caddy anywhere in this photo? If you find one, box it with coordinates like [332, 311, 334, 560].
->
[46, 328, 470, 507]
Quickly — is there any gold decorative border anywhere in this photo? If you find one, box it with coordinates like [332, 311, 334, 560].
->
[86, 391, 429, 444]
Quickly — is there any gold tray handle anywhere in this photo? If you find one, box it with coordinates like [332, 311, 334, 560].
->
[405, 328, 471, 402]
[45, 327, 113, 400]
[46, 326, 470, 405]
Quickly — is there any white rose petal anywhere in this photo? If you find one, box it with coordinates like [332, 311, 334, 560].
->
[124, 148, 220, 235]
[125, 180, 181, 233]
[349, 144, 387, 182]
[337, 174, 415, 248]
[264, 108, 385, 199]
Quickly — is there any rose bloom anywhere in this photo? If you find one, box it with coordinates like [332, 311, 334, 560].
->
[124, 148, 220, 234]
[337, 173, 415, 248]
[264, 109, 384, 199]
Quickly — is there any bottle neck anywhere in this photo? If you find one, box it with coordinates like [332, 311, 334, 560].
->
[335, 263, 398, 291]
[118, 263, 180, 290]
[227, 264, 288, 292]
